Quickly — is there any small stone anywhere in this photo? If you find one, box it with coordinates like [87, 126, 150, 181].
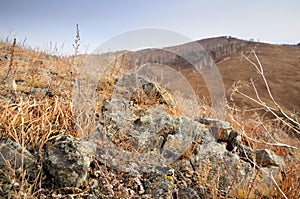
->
[255, 149, 286, 170]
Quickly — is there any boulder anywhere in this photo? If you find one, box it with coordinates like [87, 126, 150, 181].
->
[44, 135, 94, 187]
[0, 138, 37, 197]
[0, 138, 37, 179]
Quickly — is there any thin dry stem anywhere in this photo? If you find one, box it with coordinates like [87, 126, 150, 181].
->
[271, 170, 288, 199]
[241, 50, 300, 134]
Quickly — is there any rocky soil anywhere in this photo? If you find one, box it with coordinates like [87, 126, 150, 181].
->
[0, 74, 291, 198]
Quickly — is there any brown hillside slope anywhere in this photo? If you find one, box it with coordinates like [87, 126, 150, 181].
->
[216, 42, 300, 116]
[84, 37, 300, 120]
[159, 38, 300, 119]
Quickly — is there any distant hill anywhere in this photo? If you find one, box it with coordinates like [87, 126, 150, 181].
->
[201, 37, 300, 117]
[118, 36, 300, 119]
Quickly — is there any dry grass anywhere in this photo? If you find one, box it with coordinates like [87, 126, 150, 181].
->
[226, 112, 300, 198]
[0, 34, 80, 198]
[218, 43, 300, 118]
[0, 34, 299, 198]
[226, 50, 300, 199]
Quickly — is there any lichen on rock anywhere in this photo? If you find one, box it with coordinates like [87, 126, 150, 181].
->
[44, 135, 94, 187]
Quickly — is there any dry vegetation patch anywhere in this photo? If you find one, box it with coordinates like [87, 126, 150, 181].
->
[0, 37, 299, 198]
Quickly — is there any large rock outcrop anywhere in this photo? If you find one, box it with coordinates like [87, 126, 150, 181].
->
[0, 73, 287, 198]
[90, 73, 286, 198]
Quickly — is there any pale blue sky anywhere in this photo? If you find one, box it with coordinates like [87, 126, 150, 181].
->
[0, 0, 299, 54]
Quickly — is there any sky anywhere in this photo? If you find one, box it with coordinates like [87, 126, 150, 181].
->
[0, 0, 299, 55]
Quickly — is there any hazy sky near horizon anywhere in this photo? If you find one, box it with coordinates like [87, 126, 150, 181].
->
[0, 0, 299, 55]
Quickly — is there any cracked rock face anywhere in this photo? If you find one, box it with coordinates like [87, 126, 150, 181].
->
[95, 98, 202, 172]
[44, 135, 94, 187]
[90, 74, 287, 198]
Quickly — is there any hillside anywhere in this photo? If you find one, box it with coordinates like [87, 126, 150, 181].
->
[179, 37, 300, 116]
[0, 37, 299, 198]
[215, 39, 300, 116]
[117, 37, 300, 119]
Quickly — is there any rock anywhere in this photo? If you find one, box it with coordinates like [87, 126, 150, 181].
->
[184, 141, 283, 198]
[141, 82, 175, 107]
[255, 149, 286, 170]
[176, 188, 200, 199]
[142, 167, 174, 199]
[97, 98, 200, 171]
[0, 138, 38, 197]
[0, 55, 9, 61]
[196, 118, 242, 152]
[112, 73, 176, 108]
[44, 135, 94, 187]
[91, 74, 287, 198]
[236, 145, 286, 170]
[0, 138, 37, 179]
